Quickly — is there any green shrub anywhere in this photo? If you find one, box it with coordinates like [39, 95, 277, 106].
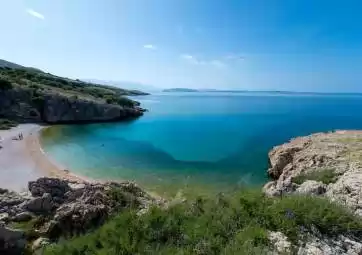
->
[0, 118, 18, 130]
[0, 78, 13, 90]
[44, 190, 362, 254]
[292, 168, 338, 185]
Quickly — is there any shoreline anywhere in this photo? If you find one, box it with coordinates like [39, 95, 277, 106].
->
[25, 124, 92, 184]
[0, 124, 91, 192]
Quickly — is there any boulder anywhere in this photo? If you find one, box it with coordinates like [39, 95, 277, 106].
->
[0, 213, 9, 222]
[0, 224, 26, 254]
[28, 177, 70, 198]
[12, 212, 33, 222]
[24, 193, 53, 213]
[297, 235, 362, 255]
[31, 237, 50, 252]
[268, 231, 292, 254]
[296, 181, 327, 195]
[0, 190, 26, 208]
[48, 202, 108, 238]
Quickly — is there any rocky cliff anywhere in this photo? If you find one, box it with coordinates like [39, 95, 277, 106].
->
[0, 177, 164, 254]
[264, 130, 362, 216]
[263, 131, 362, 254]
[0, 87, 144, 124]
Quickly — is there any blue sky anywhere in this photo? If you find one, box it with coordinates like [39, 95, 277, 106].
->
[1, 0, 362, 92]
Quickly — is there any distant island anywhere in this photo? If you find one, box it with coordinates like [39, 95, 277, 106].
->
[162, 87, 362, 96]
[163, 88, 199, 92]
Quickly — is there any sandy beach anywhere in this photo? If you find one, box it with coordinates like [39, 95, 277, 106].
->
[0, 124, 86, 192]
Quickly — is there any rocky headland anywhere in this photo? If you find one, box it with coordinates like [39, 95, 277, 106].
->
[0, 63, 147, 126]
[0, 87, 144, 124]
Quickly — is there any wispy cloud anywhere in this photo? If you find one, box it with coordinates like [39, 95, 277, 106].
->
[26, 9, 45, 20]
[181, 54, 194, 60]
[181, 54, 226, 68]
[210, 60, 226, 68]
[225, 54, 245, 60]
[143, 44, 157, 50]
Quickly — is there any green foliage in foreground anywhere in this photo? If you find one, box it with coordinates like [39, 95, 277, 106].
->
[44, 191, 362, 255]
[0, 78, 13, 90]
[292, 168, 339, 185]
[0, 118, 18, 130]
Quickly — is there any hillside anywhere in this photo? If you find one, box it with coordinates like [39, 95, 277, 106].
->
[83, 79, 157, 92]
[0, 61, 148, 125]
[0, 59, 25, 69]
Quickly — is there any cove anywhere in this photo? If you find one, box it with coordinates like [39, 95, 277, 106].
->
[41, 92, 362, 193]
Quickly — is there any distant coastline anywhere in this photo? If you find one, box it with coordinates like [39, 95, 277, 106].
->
[163, 88, 199, 92]
[162, 87, 362, 96]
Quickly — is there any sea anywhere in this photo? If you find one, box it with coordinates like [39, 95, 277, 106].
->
[40, 92, 362, 193]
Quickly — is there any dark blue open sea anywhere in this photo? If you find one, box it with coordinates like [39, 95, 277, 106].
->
[41, 92, 362, 191]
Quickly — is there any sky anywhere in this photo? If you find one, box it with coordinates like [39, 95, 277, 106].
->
[1, 0, 362, 92]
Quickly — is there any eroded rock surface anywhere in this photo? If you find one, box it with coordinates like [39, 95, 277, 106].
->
[264, 131, 362, 217]
[0, 177, 164, 253]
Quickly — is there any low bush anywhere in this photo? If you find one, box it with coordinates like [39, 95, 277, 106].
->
[0, 118, 18, 130]
[44, 190, 362, 254]
[292, 168, 338, 185]
[0, 78, 13, 90]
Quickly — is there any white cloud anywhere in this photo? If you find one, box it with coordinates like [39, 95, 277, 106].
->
[143, 44, 157, 50]
[181, 54, 194, 60]
[26, 9, 45, 20]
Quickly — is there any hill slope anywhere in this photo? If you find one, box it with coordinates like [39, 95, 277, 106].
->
[0, 60, 147, 124]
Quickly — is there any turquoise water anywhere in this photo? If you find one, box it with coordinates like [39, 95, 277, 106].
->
[41, 92, 362, 190]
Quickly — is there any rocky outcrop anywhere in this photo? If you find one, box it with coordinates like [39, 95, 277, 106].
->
[42, 93, 143, 123]
[0, 223, 26, 254]
[0, 87, 144, 124]
[0, 177, 164, 253]
[296, 180, 326, 195]
[264, 131, 362, 217]
[268, 230, 362, 255]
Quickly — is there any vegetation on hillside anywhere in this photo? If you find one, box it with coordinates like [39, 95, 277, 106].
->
[0, 118, 18, 130]
[44, 190, 362, 254]
[291, 168, 339, 185]
[0, 66, 145, 108]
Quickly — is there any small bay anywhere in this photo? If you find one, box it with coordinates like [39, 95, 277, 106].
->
[41, 92, 362, 194]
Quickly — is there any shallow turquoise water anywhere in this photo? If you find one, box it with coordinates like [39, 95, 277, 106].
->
[41, 92, 362, 190]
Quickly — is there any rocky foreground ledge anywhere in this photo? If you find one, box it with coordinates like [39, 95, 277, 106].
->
[264, 130, 362, 216]
[0, 177, 164, 254]
[263, 131, 362, 254]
